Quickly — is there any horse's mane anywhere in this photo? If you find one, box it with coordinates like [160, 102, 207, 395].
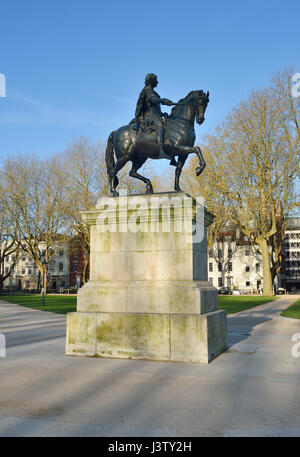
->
[171, 90, 204, 116]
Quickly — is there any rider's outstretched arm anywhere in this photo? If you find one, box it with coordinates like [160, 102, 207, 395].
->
[149, 93, 176, 107]
[160, 98, 176, 106]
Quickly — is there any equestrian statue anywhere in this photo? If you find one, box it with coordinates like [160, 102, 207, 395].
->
[105, 73, 209, 196]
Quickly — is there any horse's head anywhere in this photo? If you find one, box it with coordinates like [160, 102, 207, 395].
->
[170, 90, 210, 125]
[194, 90, 209, 125]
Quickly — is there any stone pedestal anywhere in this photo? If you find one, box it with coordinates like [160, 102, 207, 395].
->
[65, 191, 227, 363]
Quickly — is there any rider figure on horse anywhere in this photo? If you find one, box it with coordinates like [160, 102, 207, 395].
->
[130, 73, 178, 166]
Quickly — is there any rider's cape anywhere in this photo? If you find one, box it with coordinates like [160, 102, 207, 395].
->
[135, 87, 148, 118]
[135, 86, 160, 118]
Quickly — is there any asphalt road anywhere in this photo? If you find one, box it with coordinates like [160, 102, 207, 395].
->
[0, 295, 300, 437]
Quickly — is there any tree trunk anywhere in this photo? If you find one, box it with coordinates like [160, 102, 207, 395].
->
[82, 252, 89, 285]
[258, 238, 274, 296]
[37, 270, 41, 293]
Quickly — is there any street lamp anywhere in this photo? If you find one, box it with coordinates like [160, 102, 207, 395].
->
[42, 259, 48, 307]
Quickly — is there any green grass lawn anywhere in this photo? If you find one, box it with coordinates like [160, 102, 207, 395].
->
[0, 293, 278, 316]
[0, 294, 77, 315]
[218, 295, 277, 314]
[280, 298, 300, 319]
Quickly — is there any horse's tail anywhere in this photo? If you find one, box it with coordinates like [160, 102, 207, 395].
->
[105, 130, 116, 178]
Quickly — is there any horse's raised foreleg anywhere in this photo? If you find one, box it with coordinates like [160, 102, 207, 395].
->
[129, 156, 153, 194]
[195, 146, 206, 177]
[174, 154, 188, 192]
[173, 145, 206, 178]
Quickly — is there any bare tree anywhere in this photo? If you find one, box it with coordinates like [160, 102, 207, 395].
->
[0, 187, 20, 293]
[271, 66, 300, 147]
[2, 154, 68, 292]
[178, 68, 299, 295]
[201, 81, 298, 295]
[60, 137, 101, 284]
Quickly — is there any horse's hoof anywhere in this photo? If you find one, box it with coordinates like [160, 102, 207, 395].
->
[145, 186, 154, 195]
[196, 166, 203, 177]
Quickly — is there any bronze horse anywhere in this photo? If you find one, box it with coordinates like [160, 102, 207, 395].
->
[105, 90, 209, 196]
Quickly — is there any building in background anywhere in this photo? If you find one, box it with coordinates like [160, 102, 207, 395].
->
[2, 240, 85, 292]
[47, 242, 70, 291]
[69, 239, 89, 289]
[207, 224, 263, 293]
[4, 252, 39, 291]
[279, 217, 300, 292]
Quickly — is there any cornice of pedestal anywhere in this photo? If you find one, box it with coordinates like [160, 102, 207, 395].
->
[80, 191, 215, 228]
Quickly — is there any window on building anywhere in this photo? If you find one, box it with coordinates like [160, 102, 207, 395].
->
[22, 256, 25, 261]
[59, 263, 64, 271]
[73, 248, 78, 260]
[61, 281, 65, 287]
[208, 249, 213, 258]
[245, 250, 250, 256]
[218, 263, 222, 272]
[245, 266, 250, 272]
[21, 268, 25, 275]
[256, 263, 260, 272]
[228, 248, 232, 258]
[12, 255, 15, 261]
[209, 263, 213, 272]
[218, 249, 222, 258]
[209, 277, 213, 285]
[26, 281, 30, 288]
[5, 267, 9, 274]
[5, 256, 9, 262]
[218, 277, 223, 287]
[246, 281, 250, 287]
[28, 269, 32, 275]
[59, 250, 64, 257]
[73, 262, 78, 272]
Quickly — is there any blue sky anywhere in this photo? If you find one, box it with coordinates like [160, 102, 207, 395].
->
[0, 0, 299, 173]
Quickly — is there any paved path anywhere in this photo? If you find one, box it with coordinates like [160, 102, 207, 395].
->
[0, 295, 300, 437]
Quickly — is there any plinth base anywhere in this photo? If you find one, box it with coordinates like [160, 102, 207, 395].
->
[65, 309, 227, 364]
[65, 192, 228, 363]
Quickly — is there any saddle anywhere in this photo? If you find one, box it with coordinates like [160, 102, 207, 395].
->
[131, 115, 168, 144]
[130, 116, 176, 165]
